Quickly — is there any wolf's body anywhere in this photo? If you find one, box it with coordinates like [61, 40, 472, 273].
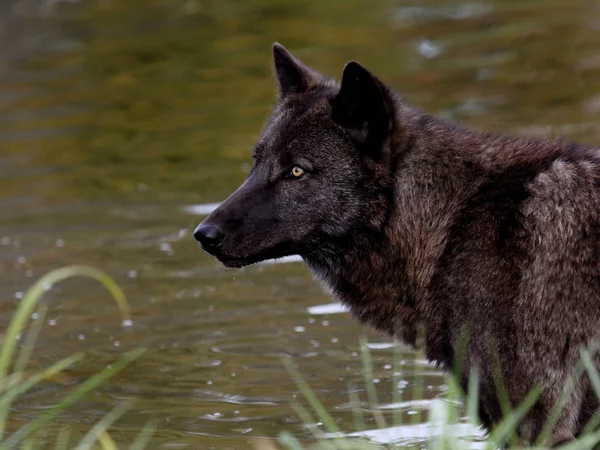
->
[194, 44, 600, 445]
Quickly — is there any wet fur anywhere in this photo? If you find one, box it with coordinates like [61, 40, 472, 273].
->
[196, 44, 600, 445]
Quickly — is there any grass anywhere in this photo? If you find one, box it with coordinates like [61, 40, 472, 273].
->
[0, 265, 155, 449]
[6, 267, 600, 449]
[273, 338, 600, 450]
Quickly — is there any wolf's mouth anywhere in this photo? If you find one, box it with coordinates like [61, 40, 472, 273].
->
[206, 242, 302, 269]
[215, 252, 270, 269]
[221, 258, 256, 268]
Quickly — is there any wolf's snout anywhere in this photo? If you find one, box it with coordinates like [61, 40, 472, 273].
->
[194, 223, 224, 251]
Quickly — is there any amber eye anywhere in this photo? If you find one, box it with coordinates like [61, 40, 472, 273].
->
[291, 166, 305, 177]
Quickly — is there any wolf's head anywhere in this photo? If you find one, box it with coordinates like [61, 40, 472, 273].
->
[194, 44, 400, 268]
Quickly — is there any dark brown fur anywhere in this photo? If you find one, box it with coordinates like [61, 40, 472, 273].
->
[194, 44, 600, 445]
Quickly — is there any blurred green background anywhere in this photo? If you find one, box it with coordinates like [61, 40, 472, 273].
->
[1, 0, 600, 447]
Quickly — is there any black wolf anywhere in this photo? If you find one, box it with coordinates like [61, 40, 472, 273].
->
[194, 43, 600, 445]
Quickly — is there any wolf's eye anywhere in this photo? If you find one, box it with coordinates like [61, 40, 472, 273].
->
[291, 166, 305, 177]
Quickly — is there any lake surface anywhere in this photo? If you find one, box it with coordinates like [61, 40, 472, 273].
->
[1, 0, 600, 447]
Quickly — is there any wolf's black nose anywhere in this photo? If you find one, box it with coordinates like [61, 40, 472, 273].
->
[194, 223, 224, 249]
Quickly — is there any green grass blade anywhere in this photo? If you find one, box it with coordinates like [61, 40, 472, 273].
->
[487, 348, 522, 447]
[74, 401, 132, 450]
[98, 432, 119, 450]
[411, 328, 427, 427]
[289, 401, 325, 440]
[579, 347, 600, 436]
[537, 361, 585, 446]
[0, 353, 84, 441]
[452, 327, 472, 382]
[392, 340, 403, 427]
[466, 367, 480, 428]
[557, 427, 600, 450]
[0, 265, 131, 386]
[358, 337, 388, 430]
[428, 399, 448, 450]
[488, 384, 542, 449]
[129, 417, 158, 450]
[282, 357, 340, 434]
[580, 348, 600, 400]
[290, 399, 353, 449]
[278, 430, 305, 450]
[54, 426, 71, 450]
[1, 348, 144, 448]
[582, 406, 600, 435]
[13, 304, 48, 379]
[348, 383, 365, 432]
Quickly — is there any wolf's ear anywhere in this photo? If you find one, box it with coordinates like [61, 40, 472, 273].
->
[273, 43, 322, 99]
[331, 61, 392, 151]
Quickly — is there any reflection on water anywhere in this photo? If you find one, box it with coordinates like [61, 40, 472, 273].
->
[184, 202, 221, 216]
[328, 419, 486, 447]
[2, 0, 600, 447]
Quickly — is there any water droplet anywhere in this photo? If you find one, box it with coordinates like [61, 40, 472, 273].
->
[234, 410, 239, 414]
[331, 337, 339, 343]
[308, 318, 315, 324]
[207, 380, 213, 385]
[14, 292, 23, 299]
[15, 334, 21, 341]
[178, 229, 187, 238]
[230, 372, 236, 377]
[78, 334, 85, 340]
[122, 319, 133, 327]
[321, 320, 329, 326]
[43, 284, 52, 291]
[407, 410, 418, 415]
[55, 239, 65, 248]
[159, 242, 173, 253]
[374, 378, 381, 384]
[294, 326, 305, 332]
[48, 319, 56, 326]
[31, 312, 39, 320]
[416, 39, 441, 58]
[113, 340, 120, 347]
[384, 364, 392, 370]
[16, 256, 26, 264]
[127, 270, 137, 278]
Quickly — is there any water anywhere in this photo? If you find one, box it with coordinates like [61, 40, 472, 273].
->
[1, 0, 600, 447]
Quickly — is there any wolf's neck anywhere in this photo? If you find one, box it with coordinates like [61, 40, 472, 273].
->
[305, 110, 486, 339]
